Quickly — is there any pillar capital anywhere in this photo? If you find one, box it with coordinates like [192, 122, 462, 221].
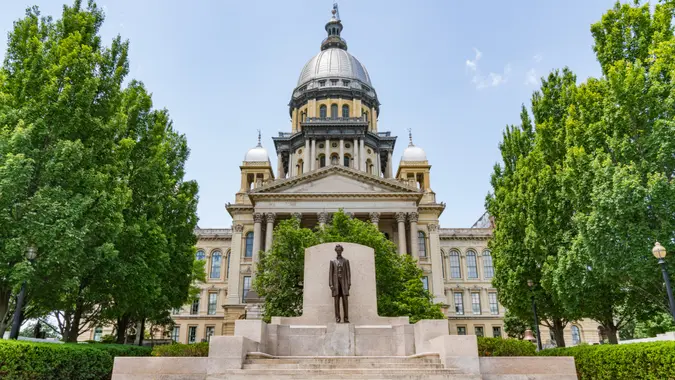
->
[317, 212, 329, 225]
[233, 224, 244, 233]
[265, 212, 276, 224]
[253, 212, 264, 224]
[369, 212, 381, 224]
[395, 212, 407, 223]
[427, 223, 439, 233]
[408, 212, 419, 223]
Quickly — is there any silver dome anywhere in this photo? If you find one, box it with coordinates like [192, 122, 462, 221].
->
[297, 48, 372, 87]
[401, 145, 427, 162]
[244, 144, 270, 162]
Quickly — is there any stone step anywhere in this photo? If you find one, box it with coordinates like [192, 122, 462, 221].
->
[208, 368, 482, 380]
[246, 353, 442, 365]
[243, 362, 445, 369]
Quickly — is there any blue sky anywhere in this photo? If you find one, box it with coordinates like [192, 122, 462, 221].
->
[0, 0, 618, 228]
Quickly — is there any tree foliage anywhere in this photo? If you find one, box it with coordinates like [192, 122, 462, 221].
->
[0, 0, 200, 342]
[489, 0, 675, 344]
[254, 210, 444, 323]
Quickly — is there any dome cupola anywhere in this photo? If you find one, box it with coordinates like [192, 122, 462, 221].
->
[244, 131, 270, 162]
[401, 130, 427, 162]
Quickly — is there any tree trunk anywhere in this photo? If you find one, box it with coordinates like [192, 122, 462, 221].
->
[115, 315, 129, 344]
[605, 323, 619, 344]
[0, 288, 13, 339]
[134, 318, 146, 346]
[65, 302, 84, 342]
[551, 319, 566, 348]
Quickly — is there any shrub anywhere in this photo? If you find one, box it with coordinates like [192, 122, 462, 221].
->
[538, 341, 675, 380]
[477, 337, 536, 357]
[151, 342, 209, 357]
[0, 340, 151, 380]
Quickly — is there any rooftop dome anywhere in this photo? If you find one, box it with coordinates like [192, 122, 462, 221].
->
[297, 48, 372, 87]
[244, 132, 270, 162]
[401, 130, 427, 162]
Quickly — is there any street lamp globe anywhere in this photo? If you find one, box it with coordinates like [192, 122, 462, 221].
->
[653, 242, 667, 260]
[26, 245, 37, 260]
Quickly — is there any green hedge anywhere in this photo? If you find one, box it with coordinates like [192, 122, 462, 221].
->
[538, 341, 675, 380]
[151, 342, 209, 357]
[477, 337, 536, 357]
[0, 340, 150, 380]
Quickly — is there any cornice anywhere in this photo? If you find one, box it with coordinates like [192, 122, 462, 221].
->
[195, 228, 232, 240]
[439, 228, 492, 241]
[250, 193, 422, 200]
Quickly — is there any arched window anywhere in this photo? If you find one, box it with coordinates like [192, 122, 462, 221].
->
[449, 250, 461, 278]
[342, 104, 349, 118]
[571, 326, 581, 345]
[196, 250, 205, 261]
[331, 104, 338, 119]
[319, 154, 326, 168]
[343, 154, 350, 167]
[226, 250, 231, 278]
[441, 250, 446, 279]
[297, 159, 304, 175]
[418, 231, 427, 257]
[320, 105, 327, 119]
[245, 232, 254, 258]
[467, 250, 478, 278]
[365, 159, 372, 174]
[210, 251, 222, 279]
[483, 250, 494, 279]
[331, 154, 339, 165]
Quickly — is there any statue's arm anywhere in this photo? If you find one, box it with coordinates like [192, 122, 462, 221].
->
[329, 260, 334, 288]
[346, 260, 351, 288]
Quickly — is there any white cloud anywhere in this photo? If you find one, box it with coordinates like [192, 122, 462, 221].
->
[533, 53, 543, 63]
[465, 48, 482, 72]
[465, 49, 510, 90]
[525, 68, 538, 86]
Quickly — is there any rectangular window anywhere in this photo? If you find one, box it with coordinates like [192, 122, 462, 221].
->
[188, 326, 197, 344]
[457, 326, 467, 335]
[208, 293, 218, 315]
[93, 327, 103, 342]
[475, 326, 484, 337]
[454, 292, 464, 315]
[489, 293, 499, 315]
[191, 298, 199, 315]
[242, 276, 251, 303]
[471, 292, 481, 315]
[450, 253, 461, 278]
[422, 276, 429, 291]
[171, 326, 180, 342]
[492, 326, 502, 338]
[205, 326, 215, 342]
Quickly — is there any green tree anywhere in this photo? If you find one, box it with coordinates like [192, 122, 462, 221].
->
[504, 309, 535, 340]
[254, 211, 444, 323]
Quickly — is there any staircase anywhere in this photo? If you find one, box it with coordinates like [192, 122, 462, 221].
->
[208, 352, 483, 379]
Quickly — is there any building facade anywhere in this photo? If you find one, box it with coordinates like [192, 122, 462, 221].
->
[81, 5, 600, 347]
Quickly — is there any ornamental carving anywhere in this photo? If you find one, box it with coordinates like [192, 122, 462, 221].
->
[234, 224, 244, 233]
[408, 212, 419, 223]
[369, 212, 380, 224]
[253, 212, 264, 223]
[317, 212, 329, 224]
[395, 212, 407, 223]
[292, 212, 303, 221]
[427, 224, 439, 232]
[265, 212, 276, 224]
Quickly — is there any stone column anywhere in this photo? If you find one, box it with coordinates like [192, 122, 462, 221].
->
[265, 213, 275, 251]
[226, 224, 244, 304]
[360, 139, 366, 171]
[251, 213, 264, 277]
[317, 212, 329, 228]
[376, 151, 381, 177]
[395, 212, 407, 255]
[325, 139, 330, 166]
[289, 151, 295, 176]
[353, 138, 359, 169]
[409, 212, 419, 262]
[277, 152, 283, 178]
[427, 223, 446, 303]
[386, 151, 393, 178]
[311, 139, 316, 171]
[304, 139, 310, 174]
[339, 139, 344, 166]
[369, 212, 380, 228]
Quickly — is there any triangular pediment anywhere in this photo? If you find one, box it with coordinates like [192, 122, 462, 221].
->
[250, 165, 421, 196]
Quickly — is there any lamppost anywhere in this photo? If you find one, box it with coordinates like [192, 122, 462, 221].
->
[527, 279, 543, 351]
[653, 242, 675, 322]
[9, 245, 37, 340]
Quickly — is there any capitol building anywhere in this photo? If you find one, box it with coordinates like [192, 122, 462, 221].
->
[83, 5, 600, 347]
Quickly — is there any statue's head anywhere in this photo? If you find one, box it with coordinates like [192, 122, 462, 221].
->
[335, 244, 343, 257]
